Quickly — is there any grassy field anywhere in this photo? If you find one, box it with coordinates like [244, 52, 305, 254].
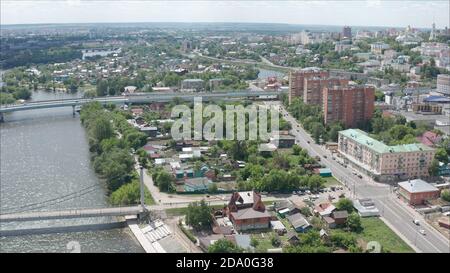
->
[144, 188, 156, 205]
[356, 218, 414, 253]
[165, 204, 227, 216]
[323, 176, 341, 187]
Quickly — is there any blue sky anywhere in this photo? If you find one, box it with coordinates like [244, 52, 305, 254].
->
[1, 1, 449, 29]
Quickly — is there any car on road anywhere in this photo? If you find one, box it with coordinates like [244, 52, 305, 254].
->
[307, 140, 310, 144]
[413, 219, 420, 225]
[419, 229, 426, 235]
[358, 174, 363, 179]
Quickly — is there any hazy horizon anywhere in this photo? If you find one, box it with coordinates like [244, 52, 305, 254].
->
[1, 1, 449, 29]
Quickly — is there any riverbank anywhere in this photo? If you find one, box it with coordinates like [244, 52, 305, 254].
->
[0, 90, 144, 252]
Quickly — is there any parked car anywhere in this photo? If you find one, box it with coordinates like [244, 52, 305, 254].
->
[358, 174, 363, 179]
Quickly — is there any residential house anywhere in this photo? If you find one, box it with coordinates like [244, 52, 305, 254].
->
[271, 134, 296, 148]
[417, 131, 442, 147]
[226, 191, 272, 231]
[270, 220, 287, 235]
[182, 177, 213, 193]
[314, 202, 336, 217]
[140, 126, 158, 137]
[398, 179, 440, 205]
[331, 210, 349, 225]
[286, 231, 300, 245]
[286, 213, 311, 233]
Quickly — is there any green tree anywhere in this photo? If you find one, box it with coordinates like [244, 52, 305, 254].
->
[96, 80, 109, 96]
[335, 198, 354, 213]
[91, 116, 114, 143]
[208, 183, 218, 193]
[13, 87, 31, 100]
[311, 122, 326, 144]
[208, 239, 244, 253]
[270, 234, 281, 247]
[347, 212, 362, 232]
[154, 170, 175, 192]
[185, 200, 213, 231]
[250, 237, 259, 248]
[441, 189, 450, 202]
[330, 231, 358, 249]
[110, 180, 141, 205]
[0, 92, 16, 105]
[428, 159, 440, 176]
[435, 148, 449, 164]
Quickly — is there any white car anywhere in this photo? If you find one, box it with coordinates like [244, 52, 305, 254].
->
[413, 219, 420, 225]
[419, 229, 426, 235]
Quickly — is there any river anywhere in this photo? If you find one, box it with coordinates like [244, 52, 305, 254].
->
[0, 90, 144, 253]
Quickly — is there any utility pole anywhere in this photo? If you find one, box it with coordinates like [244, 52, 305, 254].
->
[140, 165, 145, 211]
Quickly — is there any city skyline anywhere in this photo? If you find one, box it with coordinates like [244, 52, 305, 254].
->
[1, 0, 449, 29]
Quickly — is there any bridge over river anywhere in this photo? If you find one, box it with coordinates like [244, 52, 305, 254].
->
[0, 206, 149, 222]
[0, 90, 286, 121]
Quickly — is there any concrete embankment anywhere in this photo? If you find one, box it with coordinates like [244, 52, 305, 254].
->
[125, 215, 166, 253]
[0, 221, 127, 237]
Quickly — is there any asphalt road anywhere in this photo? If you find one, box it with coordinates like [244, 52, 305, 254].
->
[272, 101, 450, 253]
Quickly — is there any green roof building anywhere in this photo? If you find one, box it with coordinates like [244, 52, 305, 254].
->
[338, 129, 435, 182]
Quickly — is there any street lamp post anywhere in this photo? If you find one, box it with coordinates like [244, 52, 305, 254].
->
[139, 165, 145, 211]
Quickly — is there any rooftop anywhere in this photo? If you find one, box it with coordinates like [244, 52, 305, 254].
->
[230, 207, 271, 220]
[398, 179, 439, 193]
[339, 129, 434, 154]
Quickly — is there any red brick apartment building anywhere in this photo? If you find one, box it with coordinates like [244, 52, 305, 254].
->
[289, 68, 329, 104]
[303, 77, 349, 106]
[323, 85, 375, 128]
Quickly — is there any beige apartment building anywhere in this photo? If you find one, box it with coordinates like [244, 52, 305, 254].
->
[338, 129, 435, 182]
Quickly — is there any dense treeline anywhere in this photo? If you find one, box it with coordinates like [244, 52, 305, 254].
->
[1, 47, 82, 69]
[285, 97, 344, 143]
[80, 102, 149, 204]
[215, 140, 326, 192]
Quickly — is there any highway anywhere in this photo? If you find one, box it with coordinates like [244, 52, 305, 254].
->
[270, 101, 449, 253]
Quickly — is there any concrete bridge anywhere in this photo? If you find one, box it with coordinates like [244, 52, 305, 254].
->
[0, 206, 147, 222]
[0, 90, 286, 121]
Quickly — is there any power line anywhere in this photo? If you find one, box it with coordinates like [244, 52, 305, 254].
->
[1, 184, 103, 215]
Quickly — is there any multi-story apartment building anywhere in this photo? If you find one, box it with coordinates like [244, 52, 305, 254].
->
[437, 74, 450, 95]
[288, 67, 328, 104]
[338, 129, 435, 182]
[370, 42, 390, 55]
[303, 77, 349, 106]
[342, 26, 352, 39]
[323, 85, 375, 128]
